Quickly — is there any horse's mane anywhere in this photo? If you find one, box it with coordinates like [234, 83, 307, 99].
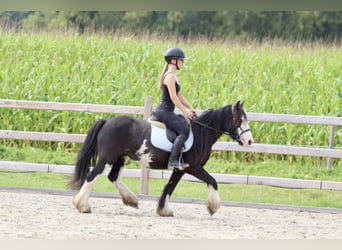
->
[191, 104, 246, 164]
[191, 106, 229, 164]
[196, 106, 227, 133]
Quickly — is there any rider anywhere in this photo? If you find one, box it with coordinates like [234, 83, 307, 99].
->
[153, 48, 197, 170]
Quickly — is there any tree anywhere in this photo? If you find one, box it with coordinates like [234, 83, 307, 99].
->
[2, 11, 342, 41]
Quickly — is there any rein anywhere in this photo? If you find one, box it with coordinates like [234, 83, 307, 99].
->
[191, 118, 231, 136]
[190, 118, 250, 141]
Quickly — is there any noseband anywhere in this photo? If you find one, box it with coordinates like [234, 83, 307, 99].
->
[229, 125, 251, 142]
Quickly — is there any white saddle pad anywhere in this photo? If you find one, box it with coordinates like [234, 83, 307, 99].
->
[150, 124, 193, 152]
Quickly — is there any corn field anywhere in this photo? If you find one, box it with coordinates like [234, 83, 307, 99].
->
[0, 30, 341, 165]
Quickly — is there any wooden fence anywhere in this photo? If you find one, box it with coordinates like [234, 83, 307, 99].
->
[0, 98, 341, 193]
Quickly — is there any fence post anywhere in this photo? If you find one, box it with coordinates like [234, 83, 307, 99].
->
[140, 96, 153, 195]
[327, 125, 336, 169]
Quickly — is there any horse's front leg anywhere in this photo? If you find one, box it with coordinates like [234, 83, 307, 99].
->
[157, 169, 185, 217]
[187, 166, 221, 216]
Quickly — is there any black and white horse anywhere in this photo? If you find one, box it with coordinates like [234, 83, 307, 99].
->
[69, 101, 253, 216]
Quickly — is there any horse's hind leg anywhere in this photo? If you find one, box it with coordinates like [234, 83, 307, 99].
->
[108, 157, 139, 209]
[73, 159, 106, 213]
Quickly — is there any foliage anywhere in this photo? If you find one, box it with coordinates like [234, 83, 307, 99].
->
[2, 11, 342, 40]
[0, 30, 341, 167]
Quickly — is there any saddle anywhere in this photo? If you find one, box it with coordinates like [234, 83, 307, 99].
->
[148, 114, 193, 152]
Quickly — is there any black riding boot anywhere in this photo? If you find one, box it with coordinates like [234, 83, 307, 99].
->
[168, 134, 189, 170]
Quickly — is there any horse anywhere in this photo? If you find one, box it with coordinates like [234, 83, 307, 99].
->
[69, 100, 254, 217]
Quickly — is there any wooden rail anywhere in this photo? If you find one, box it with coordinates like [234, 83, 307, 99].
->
[1, 99, 341, 159]
[0, 99, 145, 114]
[0, 131, 340, 158]
[0, 98, 341, 193]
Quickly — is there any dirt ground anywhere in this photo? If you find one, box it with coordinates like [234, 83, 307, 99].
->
[1, 190, 342, 239]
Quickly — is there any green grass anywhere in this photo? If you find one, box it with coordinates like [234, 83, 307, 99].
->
[1, 145, 341, 181]
[1, 170, 342, 209]
[1, 145, 342, 209]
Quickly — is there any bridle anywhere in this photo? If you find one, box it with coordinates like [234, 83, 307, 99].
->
[190, 117, 251, 143]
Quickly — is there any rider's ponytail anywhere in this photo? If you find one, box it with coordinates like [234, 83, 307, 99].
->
[158, 63, 168, 88]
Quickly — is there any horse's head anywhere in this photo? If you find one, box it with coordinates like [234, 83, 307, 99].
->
[227, 100, 254, 147]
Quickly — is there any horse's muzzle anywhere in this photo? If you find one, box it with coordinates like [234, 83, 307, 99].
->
[238, 137, 253, 147]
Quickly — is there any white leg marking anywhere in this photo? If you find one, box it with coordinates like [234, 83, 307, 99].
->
[113, 168, 138, 208]
[206, 185, 221, 216]
[156, 195, 174, 217]
[73, 176, 98, 213]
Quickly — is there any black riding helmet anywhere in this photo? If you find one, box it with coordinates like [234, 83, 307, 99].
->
[164, 48, 185, 70]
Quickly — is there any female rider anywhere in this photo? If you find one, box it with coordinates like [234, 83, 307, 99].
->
[153, 48, 197, 170]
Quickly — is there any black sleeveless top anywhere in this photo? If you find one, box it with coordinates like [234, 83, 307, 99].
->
[156, 73, 180, 112]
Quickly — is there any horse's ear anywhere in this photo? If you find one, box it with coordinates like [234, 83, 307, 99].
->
[235, 100, 241, 110]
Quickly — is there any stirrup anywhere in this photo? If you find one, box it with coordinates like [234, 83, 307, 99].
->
[168, 161, 189, 170]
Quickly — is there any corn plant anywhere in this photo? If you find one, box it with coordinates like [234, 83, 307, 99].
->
[0, 30, 340, 166]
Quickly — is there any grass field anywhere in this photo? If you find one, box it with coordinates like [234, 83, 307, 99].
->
[2, 171, 342, 209]
[1, 145, 342, 208]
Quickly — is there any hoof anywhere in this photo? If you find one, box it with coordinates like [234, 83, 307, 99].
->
[73, 196, 91, 213]
[207, 206, 216, 216]
[79, 207, 91, 213]
[124, 200, 139, 209]
[122, 195, 139, 209]
[206, 185, 221, 216]
[206, 202, 220, 216]
[156, 207, 174, 217]
[75, 203, 92, 213]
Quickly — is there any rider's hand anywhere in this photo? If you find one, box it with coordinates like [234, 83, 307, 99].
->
[190, 108, 197, 118]
[184, 110, 194, 119]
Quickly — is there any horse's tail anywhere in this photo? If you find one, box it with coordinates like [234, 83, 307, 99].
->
[68, 119, 107, 190]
